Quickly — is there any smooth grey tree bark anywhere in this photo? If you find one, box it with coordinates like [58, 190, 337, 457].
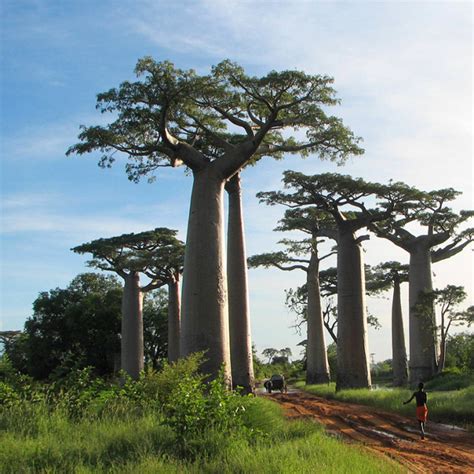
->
[121, 271, 144, 379]
[391, 275, 408, 386]
[336, 228, 371, 390]
[181, 165, 232, 383]
[306, 251, 330, 384]
[167, 275, 181, 364]
[226, 173, 255, 393]
[408, 240, 438, 383]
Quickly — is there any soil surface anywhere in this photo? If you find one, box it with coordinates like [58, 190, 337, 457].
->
[269, 390, 474, 473]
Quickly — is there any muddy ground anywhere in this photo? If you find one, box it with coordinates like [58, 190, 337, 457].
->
[269, 390, 474, 473]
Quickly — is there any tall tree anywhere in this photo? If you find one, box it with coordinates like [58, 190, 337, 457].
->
[68, 58, 363, 382]
[72, 228, 184, 378]
[370, 262, 409, 386]
[248, 208, 336, 384]
[372, 188, 474, 382]
[258, 172, 415, 389]
[225, 173, 255, 392]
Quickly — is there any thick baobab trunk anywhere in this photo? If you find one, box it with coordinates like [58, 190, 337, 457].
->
[336, 230, 371, 390]
[181, 167, 231, 384]
[121, 271, 144, 379]
[306, 252, 330, 384]
[408, 244, 438, 384]
[226, 174, 255, 393]
[391, 278, 408, 386]
[167, 275, 181, 364]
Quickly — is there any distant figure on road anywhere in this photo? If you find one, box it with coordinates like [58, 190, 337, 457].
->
[403, 382, 428, 439]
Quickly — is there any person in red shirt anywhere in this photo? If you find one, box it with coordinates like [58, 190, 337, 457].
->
[404, 382, 428, 439]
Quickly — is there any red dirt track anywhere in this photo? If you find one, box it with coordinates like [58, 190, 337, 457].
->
[270, 391, 474, 473]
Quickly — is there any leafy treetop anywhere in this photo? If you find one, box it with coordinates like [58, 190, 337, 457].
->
[67, 58, 364, 182]
[257, 171, 422, 235]
[72, 228, 184, 291]
[247, 207, 337, 273]
[372, 186, 474, 258]
[365, 261, 409, 294]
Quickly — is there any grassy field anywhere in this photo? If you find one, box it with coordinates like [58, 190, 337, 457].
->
[0, 355, 402, 473]
[0, 396, 402, 473]
[296, 380, 474, 430]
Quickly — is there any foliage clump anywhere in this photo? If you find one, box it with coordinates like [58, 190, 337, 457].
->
[0, 353, 258, 459]
[3, 273, 169, 379]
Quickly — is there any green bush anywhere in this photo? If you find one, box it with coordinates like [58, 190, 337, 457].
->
[425, 368, 474, 391]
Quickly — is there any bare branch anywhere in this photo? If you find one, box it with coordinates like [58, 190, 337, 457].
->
[213, 106, 254, 137]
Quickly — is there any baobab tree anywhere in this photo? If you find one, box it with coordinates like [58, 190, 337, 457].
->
[248, 207, 336, 384]
[372, 188, 474, 382]
[370, 262, 409, 386]
[68, 58, 363, 381]
[258, 172, 417, 389]
[72, 228, 185, 378]
[226, 173, 255, 392]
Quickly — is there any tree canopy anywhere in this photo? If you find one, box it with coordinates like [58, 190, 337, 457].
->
[6, 273, 122, 379]
[372, 187, 474, 260]
[257, 171, 422, 234]
[67, 58, 364, 181]
[72, 228, 184, 290]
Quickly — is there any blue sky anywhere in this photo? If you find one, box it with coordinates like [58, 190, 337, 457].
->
[1, 0, 472, 361]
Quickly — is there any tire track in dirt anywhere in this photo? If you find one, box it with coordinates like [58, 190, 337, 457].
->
[269, 391, 474, 473]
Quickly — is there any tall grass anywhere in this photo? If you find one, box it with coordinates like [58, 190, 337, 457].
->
[300, 382, 474, 429]
[0, 399, 401, 473]
[0, 357, 402, 473]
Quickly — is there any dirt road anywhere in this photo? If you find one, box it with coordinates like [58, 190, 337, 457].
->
[270, 391, 474, 473]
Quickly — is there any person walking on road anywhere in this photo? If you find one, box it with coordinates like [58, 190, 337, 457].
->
[404, 382, 428, 439]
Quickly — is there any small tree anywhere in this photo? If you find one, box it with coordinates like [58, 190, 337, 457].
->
[415, 285, 473, 373]
[279, 347, 293, 362]
[72, 228, 184, 378]
[372, 187, 473, 382]
[262, 348, 279, 364]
